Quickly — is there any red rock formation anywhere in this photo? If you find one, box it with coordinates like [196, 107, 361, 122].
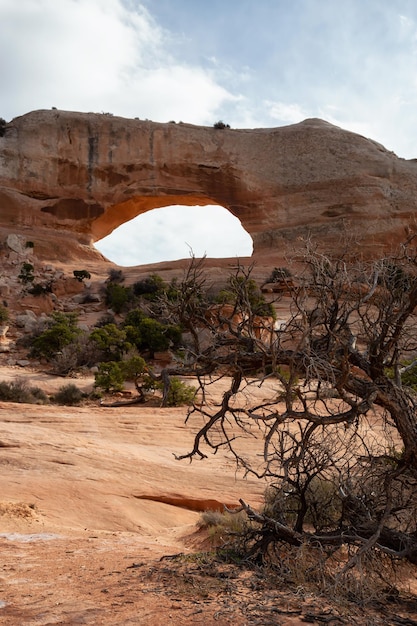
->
[1, 109, 417, 263]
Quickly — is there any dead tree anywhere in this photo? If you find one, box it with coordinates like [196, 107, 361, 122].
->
[163, 243, 417, 567]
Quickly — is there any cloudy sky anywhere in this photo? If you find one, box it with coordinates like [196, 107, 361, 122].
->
[2, 0, 417, 265]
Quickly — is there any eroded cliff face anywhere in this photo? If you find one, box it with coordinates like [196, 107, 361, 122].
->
[1, 109, 417, 263]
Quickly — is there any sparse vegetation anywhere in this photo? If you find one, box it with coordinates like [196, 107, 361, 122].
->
[0, 379, 48, 404]
[28, 282, 52, 296]
[89, 324, 130, 361]
[123, 309, 181, 357]
[104, 282, 133, 314]
[107, 268, 124, 283]
[216, 274, 275, 317]
[266, 266, 292, 283]
[94, 361, 125, 393]
[29, 312, 81, 359]
[132, 274, 165, 299]
[73, 269, 91, 282]
[0, 305, 8, 324]
[213, 120, 230, 129]
[18, 262, 35, 284]
[52, 383, 84, 405]
[164, 377, 196, 407]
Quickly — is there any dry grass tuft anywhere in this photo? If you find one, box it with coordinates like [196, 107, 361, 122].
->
[0, 501, 37, 519]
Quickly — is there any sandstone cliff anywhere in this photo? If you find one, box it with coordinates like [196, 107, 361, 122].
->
[1, 109, 417, 263]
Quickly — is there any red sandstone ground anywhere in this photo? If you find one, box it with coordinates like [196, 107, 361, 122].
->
[0, 369, 415, 625]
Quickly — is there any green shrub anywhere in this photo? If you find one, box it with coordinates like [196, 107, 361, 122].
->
[133, 274, 166, 299]
[197, 509, 249, 547]
[216, 276, 275, 318]
[165, 377, 196, 407]
[18, 262, 35, 284]
[95, 313, 116, 328]
[266, 267, 292, 283]
[401, 363, 417, 391]
[94, 361, 125, 392]
[263, 476, 342, 533]
[0, 305, 8, 324]
[53, 384, 84, 405]
[28, 282, 52, 296]
[0, 379, 48, 404]
[123, 309, 182, 356]
[73, 269, 91, 282]
[30, 312, 81, 359]
[213, 120, 230, 129]
[104, 283, 133, 314]
[121, 355, 147, 382]
[89, 324, 130, 361]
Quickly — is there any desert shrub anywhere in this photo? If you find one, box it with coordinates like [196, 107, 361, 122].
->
[263, 477, 342, 533]
[120, 354, 147, 381]
[94, 312, 116, 328]
[198, 510, 249, 545]
[73, 269, 91, 282]
[0, 305, 8, 324]
[266, 267, 292, 283]
[165, 377, 196, 407]
[29, 312, 81, 359]
[28, 385, 50, 404]
[123, 309, 181, 356]
[94, 361, 125, 392]
[89, 324, 130, 361]
[107, 268, 124, 283]
[199, 509, 248, 532]
[400, 362, 417, 391]
[0, 379, 48, 404]
[377, 259, 412, 293]
[28, 282, 52, 296]
[0, 118, 6, 137]
[25, 241, 34, 248]
[18, 262, 35, 284]
[213, 120, 230, 129]
[132, 317, 170, 354]
[216, 276, 275, 318]
[132, 274, 166, 299]
[52, 384, 84, 405]
[49, 333, 99, 374]
[104, 283, 133, 314]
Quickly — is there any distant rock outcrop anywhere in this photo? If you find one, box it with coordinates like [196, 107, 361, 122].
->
[1, 109, 417, 263]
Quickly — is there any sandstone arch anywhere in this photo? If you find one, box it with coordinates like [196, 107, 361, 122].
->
[1, 109, 417, 264]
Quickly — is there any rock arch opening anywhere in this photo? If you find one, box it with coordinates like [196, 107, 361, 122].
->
[94, 204, 253, 266]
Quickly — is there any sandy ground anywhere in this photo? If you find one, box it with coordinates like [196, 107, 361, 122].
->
[0, 368, 416, 625]
[0, 369, 269, 625]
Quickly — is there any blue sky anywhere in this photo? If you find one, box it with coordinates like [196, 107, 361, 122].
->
[2, 0, 417, 265]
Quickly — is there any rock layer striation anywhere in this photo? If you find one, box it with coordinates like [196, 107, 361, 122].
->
[1, 109, 417, 263]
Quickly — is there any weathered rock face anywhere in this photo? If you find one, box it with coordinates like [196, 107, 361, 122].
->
[1, 109, 417, 263]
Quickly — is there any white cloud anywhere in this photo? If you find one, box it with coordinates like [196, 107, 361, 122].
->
[0, 0, 237, 123]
